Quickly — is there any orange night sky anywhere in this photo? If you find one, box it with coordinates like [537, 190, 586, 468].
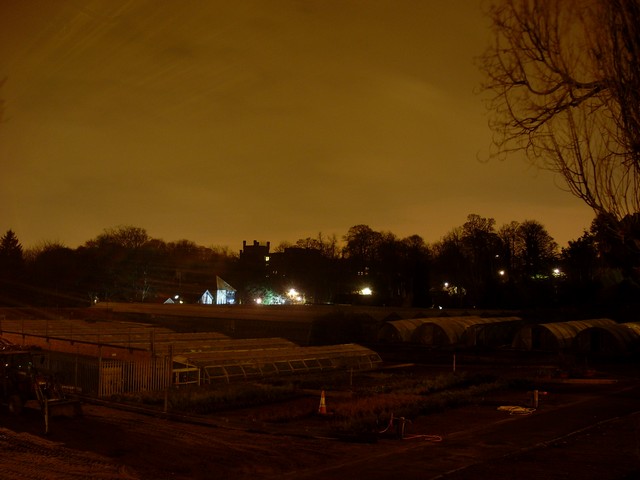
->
[0, 0, 594, 250]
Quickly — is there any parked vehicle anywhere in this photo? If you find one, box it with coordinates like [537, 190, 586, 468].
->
[1, 342, 82, 425]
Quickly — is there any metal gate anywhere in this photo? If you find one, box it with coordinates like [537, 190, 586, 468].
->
[46, 352, 172, 397]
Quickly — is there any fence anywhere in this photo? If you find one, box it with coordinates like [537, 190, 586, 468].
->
[44, 352, 173, 397]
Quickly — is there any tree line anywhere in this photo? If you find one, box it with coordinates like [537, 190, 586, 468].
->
[0, 212, 637, 311]
[3, 2, 639, 314]
[480, 0, 640, 273]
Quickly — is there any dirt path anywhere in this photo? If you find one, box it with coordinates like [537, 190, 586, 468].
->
[0, 427, 138, 480]
[1, 379, 639, 479]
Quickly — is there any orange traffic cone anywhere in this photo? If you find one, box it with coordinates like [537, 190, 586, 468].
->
[318, 390, 327, 415]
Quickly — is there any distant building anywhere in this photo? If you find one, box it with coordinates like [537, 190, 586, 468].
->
[199, 290, 214, 304]
[198, 276, 237, 305]
[215, 276, 236, 305]
[237, 240, 272, 304]
[238, 240, 271, 280]
[239, 240, 271, 266]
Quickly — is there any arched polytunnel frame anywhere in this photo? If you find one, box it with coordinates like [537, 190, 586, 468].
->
[573, 322, 640, 356]
[409, 317, 521, 347]
[512, 319, 618, 352]
[377, 318, 437, 343]
[459, 317, 524, 348]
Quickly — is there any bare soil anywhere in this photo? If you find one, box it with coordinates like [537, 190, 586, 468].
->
[1, 367, 639, 480]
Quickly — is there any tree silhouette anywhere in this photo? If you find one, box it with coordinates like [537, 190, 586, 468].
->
[561, 229, 601, 305]
[0, 217, 635, 312]
[0, 230, 24, 279]
[516, 220, 558, 279]
[480, 0, 640, 238]
[0, 230, 26, 306]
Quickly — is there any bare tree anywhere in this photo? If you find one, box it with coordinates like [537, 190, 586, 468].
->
[86, 225, 150, 249]
[23, 240, 68, 263]
[342, 225, 383, 270]
[516, 220, 558, 278]
[480, 0, 640, 223]
[498, 220, 520, 275]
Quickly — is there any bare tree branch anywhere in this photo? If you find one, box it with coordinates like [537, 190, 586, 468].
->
[480, 0, 640, 223]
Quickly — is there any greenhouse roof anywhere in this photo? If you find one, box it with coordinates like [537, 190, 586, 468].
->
[573, 321, 640, 355]
[174, 343, 382, 382]
[411, 316, 522, 346]
[512, 318, 618, 351]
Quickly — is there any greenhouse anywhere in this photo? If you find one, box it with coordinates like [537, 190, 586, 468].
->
[1, 316, 379, 392]
[0, 318, 234, 356]
[511, 318, 618, 352]
[572, 322, 640, 356]
[459, 317, 524, 348]
[376, 318, 434, 343]
[173, 343, 383, 383]
[410, 316, 522, 347]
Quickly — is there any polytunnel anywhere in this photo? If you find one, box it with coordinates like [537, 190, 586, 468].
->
[511, 318, 618, 352]
[409, 316, 520, 347]
[459, 317, 524, 348]
[377, 318, 433, 343]
[572, 322, 640, 356]
[173, 343, 383, 383]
